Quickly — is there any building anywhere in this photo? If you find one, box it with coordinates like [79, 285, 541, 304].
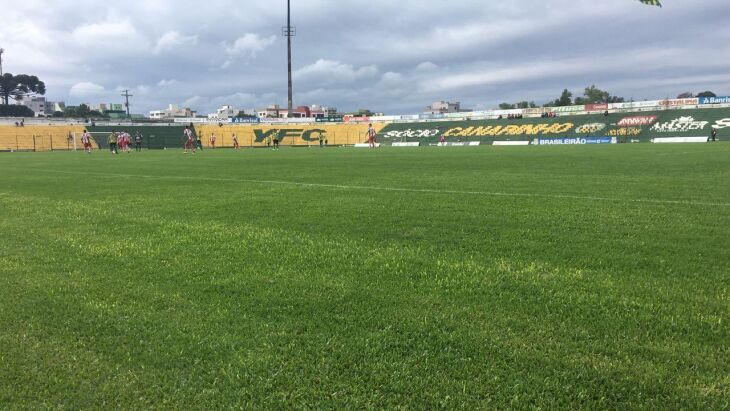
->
[149, 104, 197, 120]
[425, 101, 471, 114]
[91, 103, 125, 114]
[257, 104, 338, 119]
[16, 97, 66, 117]
[207, 105, 239, 121]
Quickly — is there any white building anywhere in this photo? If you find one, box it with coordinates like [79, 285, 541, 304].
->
[149, 104, 196, 119]
[207, 105, 238, 120]
[425, 101, 470, 114]
[17, 97, 66, 117]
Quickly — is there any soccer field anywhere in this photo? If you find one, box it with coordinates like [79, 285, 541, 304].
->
[1, 145, 728, 408]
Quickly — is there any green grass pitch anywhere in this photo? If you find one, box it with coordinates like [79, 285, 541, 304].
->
[1, 145, 728, 409]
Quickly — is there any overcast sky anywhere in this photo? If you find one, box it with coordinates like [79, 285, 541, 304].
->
[1, 0, 729, 115]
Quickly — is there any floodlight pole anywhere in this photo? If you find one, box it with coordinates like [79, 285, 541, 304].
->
[0, 48, 4, 76]
[284, 0, 295, 114]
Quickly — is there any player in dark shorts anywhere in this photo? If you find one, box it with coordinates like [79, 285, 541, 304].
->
[134, 132, 143, 151]
[273, 136, 280, 150]
[711, 128, 717, 142]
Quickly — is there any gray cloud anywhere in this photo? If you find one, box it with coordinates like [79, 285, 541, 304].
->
[1, 0, 728, 115]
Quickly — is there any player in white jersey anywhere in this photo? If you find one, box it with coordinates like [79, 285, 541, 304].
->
[81, 130, 92, 153]
[367, 124, 377, 148]
[184, 127, 196, 154]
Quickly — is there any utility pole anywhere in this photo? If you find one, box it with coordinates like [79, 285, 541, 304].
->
[0, 48, 5, 76]
[282, 0, 296, 114]
[121, 89, 133, 118]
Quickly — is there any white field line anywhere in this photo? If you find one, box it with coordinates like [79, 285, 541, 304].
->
[11, 168, 730, 208]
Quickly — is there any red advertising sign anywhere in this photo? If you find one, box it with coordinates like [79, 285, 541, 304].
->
[343, 116, 371, 123]
[617, 115, 658, 127]
[585, 103, 609, 112]
[657, 98, 699, 107]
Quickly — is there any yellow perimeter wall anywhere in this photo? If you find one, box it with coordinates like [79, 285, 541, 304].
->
[0, 123, 386, 151]
[0, 125, 87, 151]
[194, 123, 386, 148]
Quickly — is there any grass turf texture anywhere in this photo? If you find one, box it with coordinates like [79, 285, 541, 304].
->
[0, 145, 728, 409]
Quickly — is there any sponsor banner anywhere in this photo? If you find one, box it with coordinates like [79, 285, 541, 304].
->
[553, 105, 586, 113]
[713, 118, 730, 129]
[315, 116, 343, 123]
[606, 127, 642, 137]
[370, 115, 399, 121]
[399, 115, 420, 120]
[524, 108, 545, 115]
[492, 109, 524, 116]
[657, 98, 699, 107]
[699, 96, 730, 105]
[383, 128, 440, 139]
[610, 101, 661, 109]
[354, 143, 381, 148]
[617, 115, 657, 127]
[344, 116, 370, 123]
[229, 117, 260, 124]
[443, 123, 575, 138]
[493, 141, 530, 146]
[418, 113, 444, 120]
[575, 123, 607, 134]
[392, 142, 420, 147]
[652, 137, 708, 144]
[651, 116, 709, 133]
[440, 142, 480, 146]
[537, 137, 613, 145]
[173, 117, 211, 124]
[585, 103, 609, 112]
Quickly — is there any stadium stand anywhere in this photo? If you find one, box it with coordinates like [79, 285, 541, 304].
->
[0, 125, 86, 151]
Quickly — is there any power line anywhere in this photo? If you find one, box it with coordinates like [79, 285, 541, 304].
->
[120, 89, 133, 118]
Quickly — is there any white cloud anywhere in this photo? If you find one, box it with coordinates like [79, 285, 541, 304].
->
[158, 79, 180, 87]
[72, 20, 147, 50]
[223, 33, 277, 57]
[154, 31, 198, 54]
[294, 60, 379, 84]
[69, 82, 106, 98]
[415, 62, 439, 73]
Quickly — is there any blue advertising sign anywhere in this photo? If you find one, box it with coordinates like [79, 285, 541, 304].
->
[538, 137, 613, 145]
[230, 117, 260, 124]
[699, 96, 730, 105]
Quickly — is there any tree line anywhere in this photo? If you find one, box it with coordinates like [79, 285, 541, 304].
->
[498, 86, 717, 110]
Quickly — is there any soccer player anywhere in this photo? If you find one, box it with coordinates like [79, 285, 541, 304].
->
[134, 132, 143, 152]
[318, 131, 324, 147]
[123, 131, 131, 153]
[439, 135, 446, 146]
[232, 133, 240, 149]
[209, 133, 217, 149]
[81, 129, 92, 153]
[184, 127, 196, 154]
[711, 127, 717, 142]
[265, 135, 272, 148]
[108, 131, 118, 154]
[273, 136, 280, 150]
[367, 123, 377, 148]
